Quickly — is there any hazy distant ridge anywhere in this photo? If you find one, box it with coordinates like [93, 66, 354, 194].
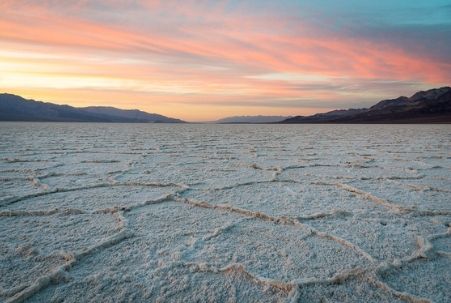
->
[0, 94, 185, 123]
[214, 115, 291, 123]
[281, 87, 451, 123]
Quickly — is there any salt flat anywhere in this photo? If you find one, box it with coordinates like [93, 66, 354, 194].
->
[0, 123, 450, 303]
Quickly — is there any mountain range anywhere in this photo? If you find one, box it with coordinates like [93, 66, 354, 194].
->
[213, 115, 291, 124]
[281, 87, 451, 123]
[0, 94, 184, 123]
[1, 87, 450, 123]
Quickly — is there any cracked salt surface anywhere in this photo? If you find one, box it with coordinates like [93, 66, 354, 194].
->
[0, 123, 450, 303]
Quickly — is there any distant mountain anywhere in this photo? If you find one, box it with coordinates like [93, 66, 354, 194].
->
[281, 87, 451, 124]
[0, 94, 184, 123]
[214, 115, 291, 124]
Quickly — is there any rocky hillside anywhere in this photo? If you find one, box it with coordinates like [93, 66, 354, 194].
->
[282, 87, 451, 123]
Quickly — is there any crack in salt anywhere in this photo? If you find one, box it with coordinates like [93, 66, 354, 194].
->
[3, 211, 131, 303]
[334, 182, 411, 214]
[0, 181, 188, 208]
[174, 196, 376, 263]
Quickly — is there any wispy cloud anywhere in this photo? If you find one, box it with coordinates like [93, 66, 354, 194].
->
[0, 0, 449, 120]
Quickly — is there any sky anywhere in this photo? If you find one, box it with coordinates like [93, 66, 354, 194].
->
[1, 1, 450, 121]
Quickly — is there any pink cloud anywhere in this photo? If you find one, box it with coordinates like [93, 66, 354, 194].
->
[0, 1, 449, 120]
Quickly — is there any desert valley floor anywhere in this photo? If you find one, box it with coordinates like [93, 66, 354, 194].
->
[0, 123, 450, 303]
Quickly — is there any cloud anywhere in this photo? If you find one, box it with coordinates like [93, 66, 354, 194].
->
[0, 0, 450, 120]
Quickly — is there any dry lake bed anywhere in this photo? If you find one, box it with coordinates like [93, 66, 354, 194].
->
[0, 123, 450, 303]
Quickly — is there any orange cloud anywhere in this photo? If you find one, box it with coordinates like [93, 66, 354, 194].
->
[0, 1, 449, 121]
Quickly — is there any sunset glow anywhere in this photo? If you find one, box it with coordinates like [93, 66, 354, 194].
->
[1, 1, 450, 121]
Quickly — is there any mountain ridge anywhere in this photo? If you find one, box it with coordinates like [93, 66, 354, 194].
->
[1, 87, 450, 123]
[281, 87, 451, 124]
[0, 94, 185, 123]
